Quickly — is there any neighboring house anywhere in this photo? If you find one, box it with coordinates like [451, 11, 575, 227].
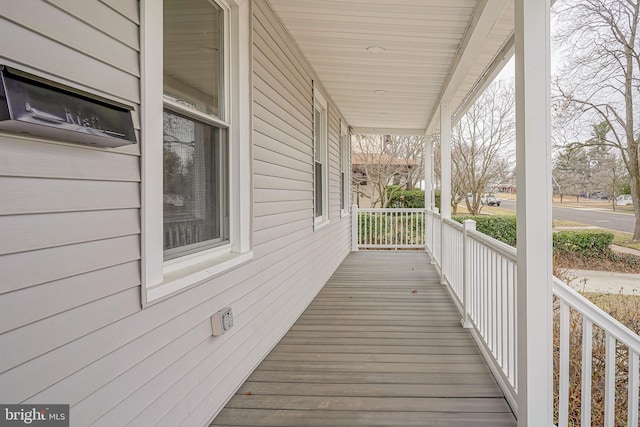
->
[0, 0, 561, 425]
[352, 153, 416, 208]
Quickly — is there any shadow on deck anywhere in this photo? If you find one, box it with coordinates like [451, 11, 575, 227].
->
[211, 251, 516, 426]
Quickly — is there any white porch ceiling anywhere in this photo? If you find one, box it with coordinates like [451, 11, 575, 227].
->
[266, 0, 514, 135]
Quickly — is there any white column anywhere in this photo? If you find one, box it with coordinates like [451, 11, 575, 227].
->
[515, 0, 553, 425]
[440, 103, 451, 285]
[439, 104, 452, 218]
[351, 205, 359, 251]
[424, 138, 433, 210]
[461, 219, 475, 329]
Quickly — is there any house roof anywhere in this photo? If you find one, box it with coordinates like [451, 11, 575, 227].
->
[267, 0, 514, 135]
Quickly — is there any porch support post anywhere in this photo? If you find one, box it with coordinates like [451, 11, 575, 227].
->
[351, 205, 359, 251]
[461, 219, 475, 329]
[424, 138, 434, 254]
[440, 103, 451, 285]
[424, 138, 433, 210]
[515, 0, 553, 425]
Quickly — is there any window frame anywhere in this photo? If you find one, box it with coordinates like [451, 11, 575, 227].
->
[313, 87, 329, 229]
[140, 0, 252, 306]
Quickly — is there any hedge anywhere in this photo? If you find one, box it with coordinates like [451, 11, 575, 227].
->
[452, 215, 614, 257]
[552, 231, 613, 257]
[453, 215, 517, 247]
[387, 186, 425, 208]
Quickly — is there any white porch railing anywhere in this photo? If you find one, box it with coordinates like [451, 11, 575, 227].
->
[424, 210, 640, 424]
[352, 206, 425, 250]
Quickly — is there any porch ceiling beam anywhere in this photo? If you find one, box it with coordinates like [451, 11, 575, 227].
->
[424, 0, 509, 134]
[350, 127, 426, 136]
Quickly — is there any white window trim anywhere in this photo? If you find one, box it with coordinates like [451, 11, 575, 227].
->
[340, 120, 350, 218]
[313, 86, 329, 229]
[140, 0, 252, 306]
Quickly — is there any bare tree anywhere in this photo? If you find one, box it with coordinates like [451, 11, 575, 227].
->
[450, 80, 516, 215]
[352, 134, 425, 207]
[553, 0, 640, 239]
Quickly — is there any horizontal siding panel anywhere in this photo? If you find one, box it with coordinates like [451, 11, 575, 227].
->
[0, 261, 140, 335]
[253, 201, 311, 220]
[99, 0, 139, 24]
[46, 0, 139, 50]
[0, 235, 140, 294]
[254, 89, 312, 139]
[0, 287, 140, 375]
[254, 188, 311, 204]
[253, 145, 310, 174]
[252, 15, 311, 97]
[252, 49, 310, 110]
[2, 0, 139, 76]
[252, 46, 310, 111]
[0, 136, 140, 181]
[253, 159, 312, 182]
[90, 332, 212, 427]
[0, 178, 140, 215]
[252, 33, 310, 104]
[254, 209, 310, 232]
[72, 321, 211, 426]
[254, 218, 310, 246]
[0, 209, 140, 255]
[253, 116, 312, 161]
[254, 174, 310, 192]
[0, 18, 139, 104]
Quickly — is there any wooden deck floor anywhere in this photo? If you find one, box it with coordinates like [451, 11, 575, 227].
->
[211, 251, 516, 427]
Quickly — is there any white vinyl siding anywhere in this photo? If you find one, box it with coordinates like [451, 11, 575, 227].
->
[0, 0, 351, 425]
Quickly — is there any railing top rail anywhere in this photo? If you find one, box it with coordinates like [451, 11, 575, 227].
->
[443, 217, 464, 230]
[553, 277, 640, 353]
[356, 208, 426, 213]
[468, 228, 517, 261]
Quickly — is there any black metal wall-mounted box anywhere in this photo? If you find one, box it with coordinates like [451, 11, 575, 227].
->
[0, 66, 137, 148]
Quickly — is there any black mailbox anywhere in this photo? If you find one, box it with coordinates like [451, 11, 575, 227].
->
[0, 66, 137, 148]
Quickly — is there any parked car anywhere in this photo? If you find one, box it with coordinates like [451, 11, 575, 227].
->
[616, 194, 633, 206]
[480, 194, 501, 206]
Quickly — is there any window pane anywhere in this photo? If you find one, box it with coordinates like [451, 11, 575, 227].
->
[341, 172, 345, 210]
[314, 108, 322, 160]
[164, 0, 224, 118]
[163, 110, 228, 258]
[315, 162, 323, 217]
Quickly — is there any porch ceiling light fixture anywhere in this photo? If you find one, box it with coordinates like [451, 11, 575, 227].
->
[374, 90, 388, 95]
[366, 45, 385, 54]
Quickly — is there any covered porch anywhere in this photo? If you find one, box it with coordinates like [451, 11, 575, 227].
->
[212, 251, 516, 426]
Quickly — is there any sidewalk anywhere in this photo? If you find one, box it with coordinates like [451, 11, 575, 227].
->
[567, 269, 640, 295]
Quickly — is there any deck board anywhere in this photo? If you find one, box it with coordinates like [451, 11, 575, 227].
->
[211, 251, 516, 426]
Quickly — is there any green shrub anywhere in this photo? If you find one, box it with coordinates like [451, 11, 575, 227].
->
[386, 186, 425, 208]
[453, 215, 517, 246]
[552, 231, 613, 257]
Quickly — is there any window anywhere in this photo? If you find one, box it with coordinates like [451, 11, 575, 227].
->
[163, 0, 228, 260]
[340, 120, 350, 216]
[141, 0, 252, 304]
[162, 111, 228, 259]
[313, 87, 329, 227]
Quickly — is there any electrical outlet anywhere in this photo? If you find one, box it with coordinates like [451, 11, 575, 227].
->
[211, 307, 233, 336]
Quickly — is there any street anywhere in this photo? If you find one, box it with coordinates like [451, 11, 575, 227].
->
[499, 200, 636, 234]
